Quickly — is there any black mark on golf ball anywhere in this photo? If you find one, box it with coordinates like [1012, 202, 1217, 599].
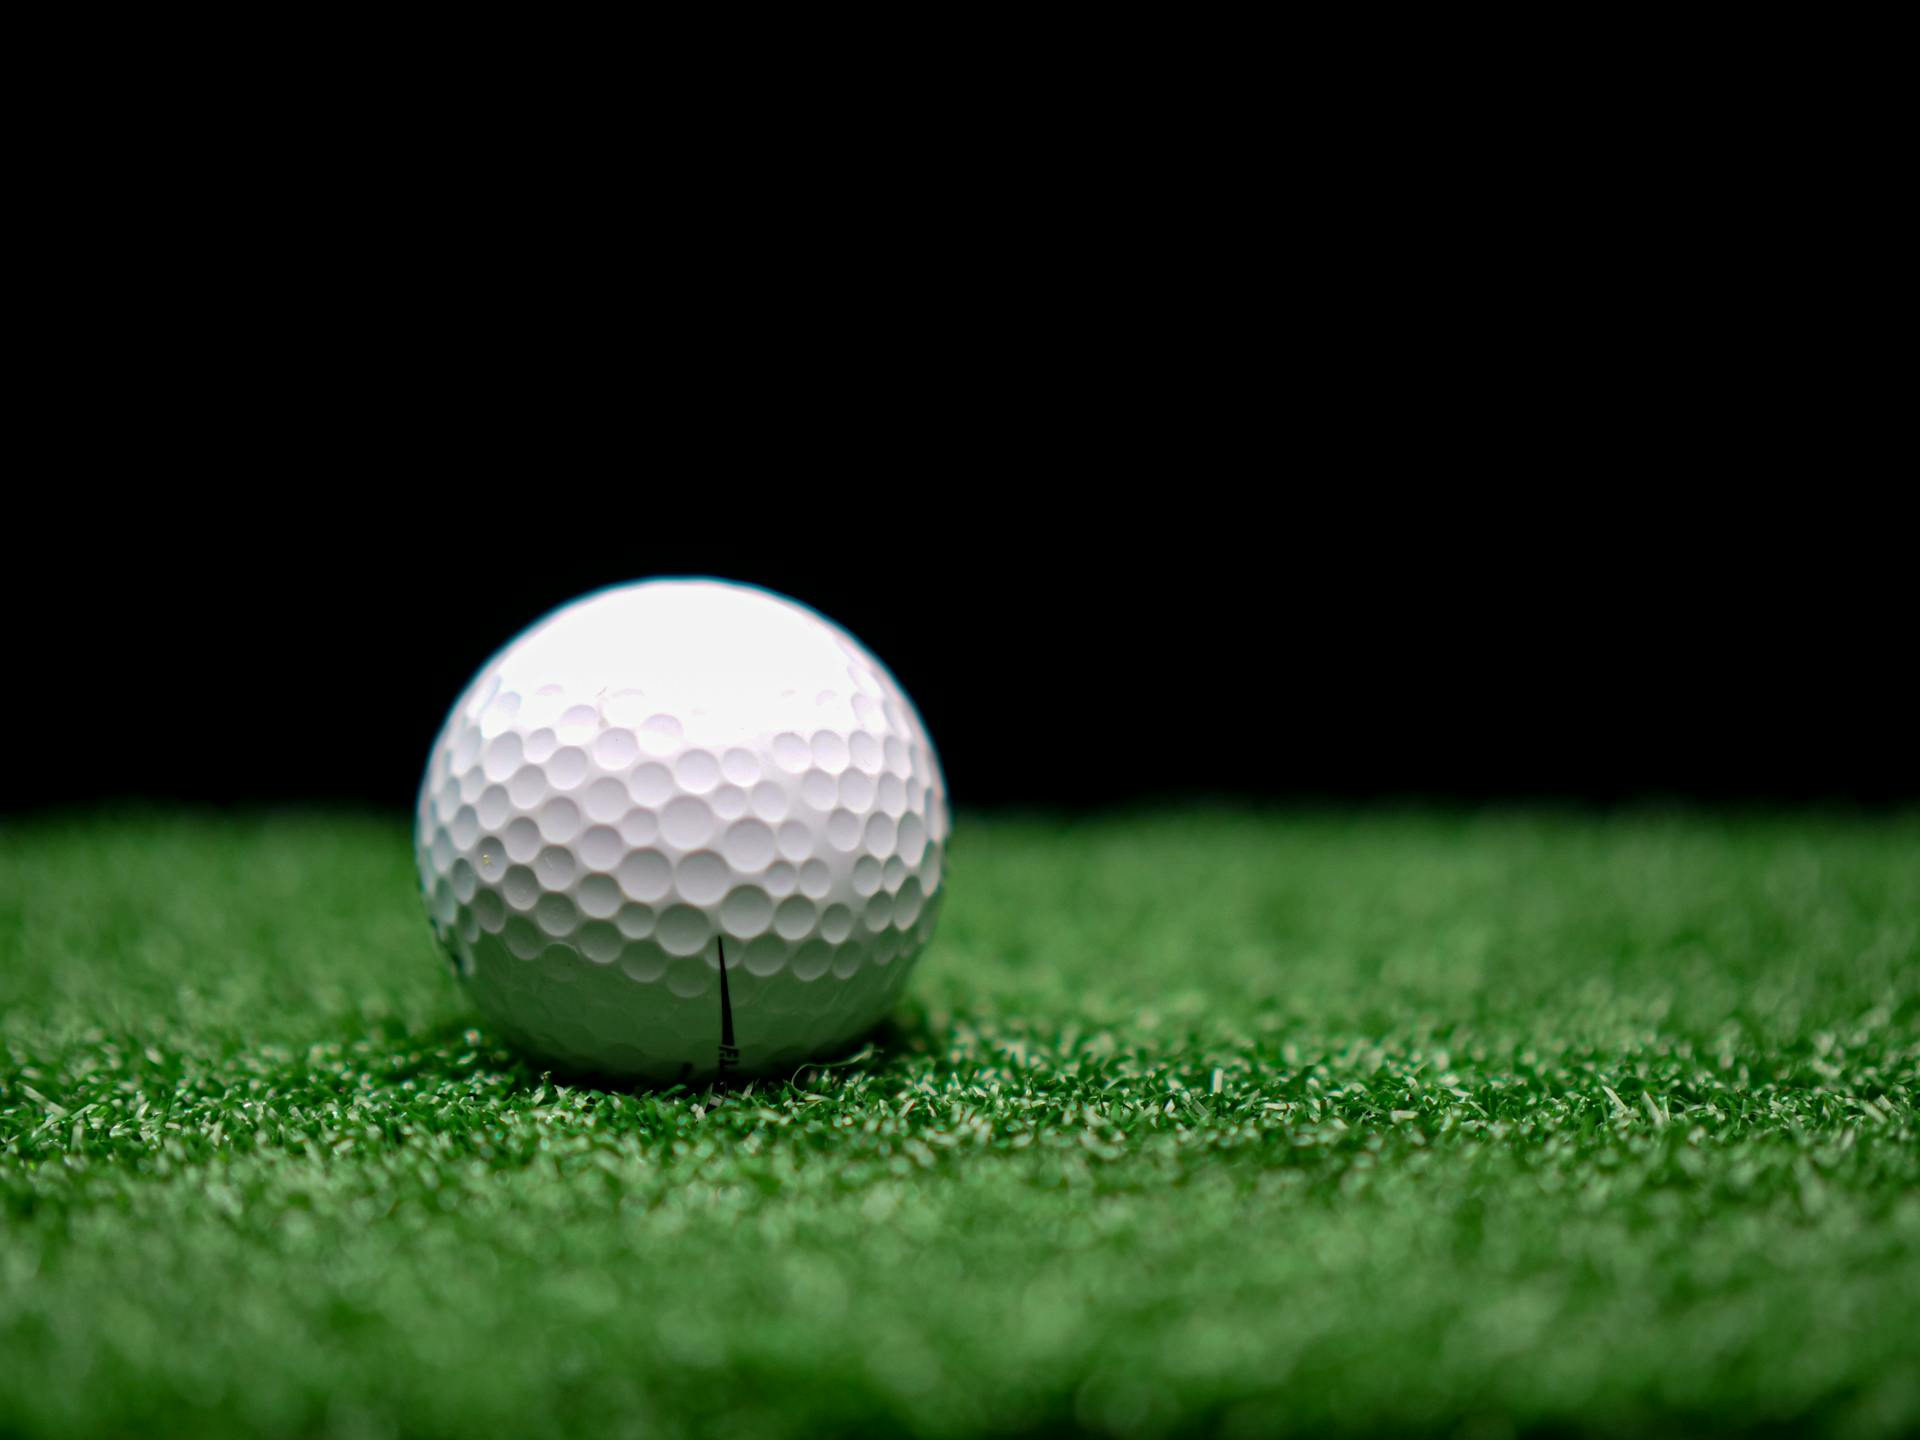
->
[717, 936, 740, 1073]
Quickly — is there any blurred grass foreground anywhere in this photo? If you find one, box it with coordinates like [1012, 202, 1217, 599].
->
[2, 809, 1918, 1439]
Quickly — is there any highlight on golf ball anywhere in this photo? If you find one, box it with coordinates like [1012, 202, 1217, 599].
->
[414, 578, 949, 1080]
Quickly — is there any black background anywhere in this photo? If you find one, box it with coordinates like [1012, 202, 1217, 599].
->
[9, 70, 1909, 815]
[8, 452, 1911, 814]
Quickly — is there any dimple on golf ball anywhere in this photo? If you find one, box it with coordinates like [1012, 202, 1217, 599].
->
[415, 578, 949, 1080]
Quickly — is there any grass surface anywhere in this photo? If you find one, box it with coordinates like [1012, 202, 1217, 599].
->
[2, 809, 1918, 1439]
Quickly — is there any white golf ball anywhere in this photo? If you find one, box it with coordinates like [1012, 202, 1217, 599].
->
[415, 578, 949, 1080]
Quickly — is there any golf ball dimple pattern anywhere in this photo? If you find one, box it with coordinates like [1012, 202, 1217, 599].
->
[416, 579, 948, 1080]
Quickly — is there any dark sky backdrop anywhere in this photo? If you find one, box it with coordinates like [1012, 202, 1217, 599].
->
[8, 491, 1911, 814]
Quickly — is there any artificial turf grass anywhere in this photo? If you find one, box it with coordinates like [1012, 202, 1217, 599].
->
[0, 810, 1916, 1439]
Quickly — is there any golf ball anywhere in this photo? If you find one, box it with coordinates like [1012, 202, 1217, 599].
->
[415, 578, 949, 1080]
